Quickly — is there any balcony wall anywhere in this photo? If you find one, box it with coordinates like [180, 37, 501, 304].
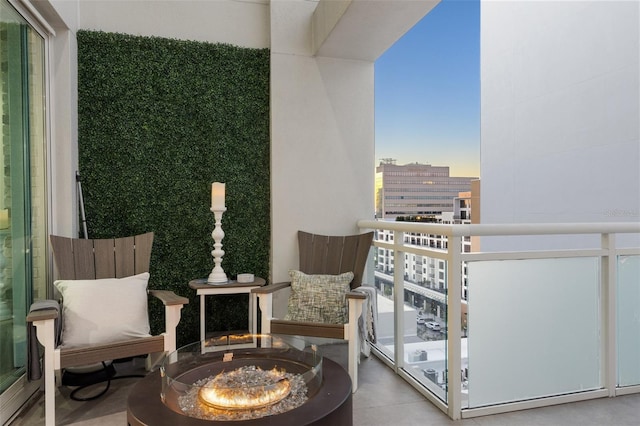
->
[269, 0, 375, 284]
[481, 1, 640, 235]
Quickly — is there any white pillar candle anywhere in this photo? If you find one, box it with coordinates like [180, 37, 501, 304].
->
[211, 182, 225, 210]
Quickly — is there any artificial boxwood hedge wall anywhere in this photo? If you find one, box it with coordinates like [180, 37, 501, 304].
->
[77, 30, 270, 346]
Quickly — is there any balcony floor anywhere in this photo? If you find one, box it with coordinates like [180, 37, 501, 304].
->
[9, 341, 640, 426]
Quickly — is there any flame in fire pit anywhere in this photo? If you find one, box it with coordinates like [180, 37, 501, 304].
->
[198, 366, 292, 410]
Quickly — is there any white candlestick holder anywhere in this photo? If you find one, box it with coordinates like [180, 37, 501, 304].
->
[207, 207, 228, 283]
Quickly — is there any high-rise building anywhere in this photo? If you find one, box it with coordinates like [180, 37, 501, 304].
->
[375, 159, 477, 219]
[374, 181, 481, 332]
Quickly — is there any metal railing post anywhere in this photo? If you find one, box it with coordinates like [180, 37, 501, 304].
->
[447, 234, 462, 420]
[394, 230, 405, 371]
[602, 232, 617, 396]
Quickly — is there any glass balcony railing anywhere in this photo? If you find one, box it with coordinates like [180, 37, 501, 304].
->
[357, 220, 640, 420]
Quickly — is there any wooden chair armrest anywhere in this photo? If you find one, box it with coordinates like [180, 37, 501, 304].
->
[346, 291, 366, 300]
[26, 308, 58, 323]
[26, 300, 60, 323]
[252, 281, 291, 294]
[149, 290, 189, 306]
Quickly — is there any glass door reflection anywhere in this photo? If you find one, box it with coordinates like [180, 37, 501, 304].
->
[0, 0, 48, 421]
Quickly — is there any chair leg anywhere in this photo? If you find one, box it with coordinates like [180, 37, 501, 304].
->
[348, 336, 359, 393]
[347, 298, 364, 393]
[34, 318, 57, 426]
[146, 352, 165, 370]
[257, 293, 273, 334]
[163, 304, 183, 353]
[54, 369, 62, 390]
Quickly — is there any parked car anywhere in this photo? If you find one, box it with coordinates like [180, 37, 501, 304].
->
[417, 317, 426, 325]
[425, 321, 441, 331]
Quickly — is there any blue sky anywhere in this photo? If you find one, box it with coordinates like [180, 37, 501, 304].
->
[374, 0, 480, 177]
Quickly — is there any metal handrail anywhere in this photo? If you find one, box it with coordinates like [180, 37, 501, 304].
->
[358, 219, 640, 237]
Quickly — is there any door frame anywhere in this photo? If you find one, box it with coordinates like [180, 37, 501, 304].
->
[0, 0, 52, 423]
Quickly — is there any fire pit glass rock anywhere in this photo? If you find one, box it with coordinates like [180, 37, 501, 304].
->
[160, 334, 322, 421]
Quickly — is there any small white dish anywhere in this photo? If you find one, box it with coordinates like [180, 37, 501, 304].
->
[237, 273, 254, 283]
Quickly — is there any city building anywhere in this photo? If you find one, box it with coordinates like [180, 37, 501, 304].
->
[374, 173, 479, 327]
[375, 159, 477, 220]
[374, 210, 471, 327]
[457, 179, 481, 251]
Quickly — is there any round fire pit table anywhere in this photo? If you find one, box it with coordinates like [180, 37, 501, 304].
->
[127, 335, 352, 425]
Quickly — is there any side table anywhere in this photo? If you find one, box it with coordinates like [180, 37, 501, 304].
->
[188, 277, 266, 341]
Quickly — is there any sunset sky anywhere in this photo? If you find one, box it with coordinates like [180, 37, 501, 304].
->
[375, 0, 480, 177]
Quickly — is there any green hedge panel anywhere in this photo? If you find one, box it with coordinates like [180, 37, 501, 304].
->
[77, 30, 270, 346]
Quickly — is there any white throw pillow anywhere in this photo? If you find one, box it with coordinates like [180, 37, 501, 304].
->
[54, 272, 151, 348]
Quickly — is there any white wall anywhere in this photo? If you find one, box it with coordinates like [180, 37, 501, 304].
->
[28, 1, 79, 238]
[77, 0, 269, 48]
[270, 0, 375, 283]
[481, 1, 639, 230]
[48, 30, 78, 238]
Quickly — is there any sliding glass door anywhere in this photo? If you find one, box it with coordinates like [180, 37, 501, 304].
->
[0, 0, 48, 422]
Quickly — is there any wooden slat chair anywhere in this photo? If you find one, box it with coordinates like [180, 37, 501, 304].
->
[253, 230, 374, 392]
[26, 232, 188, 426]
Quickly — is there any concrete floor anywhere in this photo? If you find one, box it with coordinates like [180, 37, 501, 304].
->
[8, 341, 640, 426]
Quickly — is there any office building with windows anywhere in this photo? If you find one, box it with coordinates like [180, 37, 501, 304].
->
[375, 159, 477, 220]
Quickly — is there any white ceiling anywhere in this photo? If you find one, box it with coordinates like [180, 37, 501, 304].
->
[313, 0, 440, 61]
